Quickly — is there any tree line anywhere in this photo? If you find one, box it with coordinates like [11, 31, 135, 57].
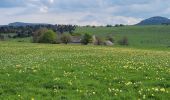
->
[0, 24, 76, 38]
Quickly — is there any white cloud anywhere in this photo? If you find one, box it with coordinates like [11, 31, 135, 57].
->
[0, 0, 170, 25]
[40, 6, 48, 13]
[49, 0, 54, 3]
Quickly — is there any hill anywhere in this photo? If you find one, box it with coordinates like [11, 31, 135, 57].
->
[74, 25, 170, 49]
[8, 22, 50, 27]
[136, 16, 170, 25]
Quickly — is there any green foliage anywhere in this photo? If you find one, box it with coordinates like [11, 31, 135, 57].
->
[33, 28, 48, 43]
[0, 42, 169, 99]
[81, 33, 92, 45]
[74, 25, 170, 49]
[118, 36, 129, 45]
[106, 25, 112, 27]
[0, 34, 5, 40]
[60, 33, 72, 44]
[38, 29, 57, 43]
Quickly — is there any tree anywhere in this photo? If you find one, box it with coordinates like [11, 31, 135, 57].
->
[119, 24, 124, 27]
[33, 28, 48, 43]
[0, 24, 76, 38]
[39, 30, 57, 43]
[60, 33, 72, 44]
[118, 36, 129, 45]
[106, 25, 112, 27]
[115, 24, 119, 27]
[81, 33, 92, 45]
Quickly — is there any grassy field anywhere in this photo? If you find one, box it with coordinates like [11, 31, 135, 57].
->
[0, 42, 169, 99]
[2, 25, 170, 50]
[75, 25, 170, 49]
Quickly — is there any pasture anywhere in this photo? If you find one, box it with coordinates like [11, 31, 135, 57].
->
[0, 42, 169, 99]
[75, 25, 170, 49]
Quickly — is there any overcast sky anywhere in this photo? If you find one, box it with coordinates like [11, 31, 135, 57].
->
[0, 0, 170, 25]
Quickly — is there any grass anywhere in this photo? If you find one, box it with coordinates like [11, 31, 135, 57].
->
[0, 41, 169, 99]
[2, 25, 170, 49]
[74, 25, 170, 49]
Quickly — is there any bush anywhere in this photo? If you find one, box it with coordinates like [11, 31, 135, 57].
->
[38, 30, 57, 43]
[60, 33, 72, 44]
[0, 34, 5, 40]
[118, 36, 129, 45]
[81, 33, 92, 45]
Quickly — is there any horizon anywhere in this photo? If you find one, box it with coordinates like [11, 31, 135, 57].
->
[1, 0, 170, 25]
[1, 16, 170, 26]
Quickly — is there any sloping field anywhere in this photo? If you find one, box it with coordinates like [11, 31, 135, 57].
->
[75, 25, 170, 48]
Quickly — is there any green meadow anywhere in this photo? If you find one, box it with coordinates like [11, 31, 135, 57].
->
[75, 25, 170, 49]
[0, 25, 170, 99]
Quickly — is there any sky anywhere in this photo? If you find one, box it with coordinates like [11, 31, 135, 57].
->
[0, 0, 170, 26]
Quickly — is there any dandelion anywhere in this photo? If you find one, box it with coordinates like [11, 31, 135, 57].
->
[31, 97, 34, 100]
[155, 88, 159, 92]
[151, 94, 154, 96]
[114, 93, 117, 96]
[125, 81, 132, 86]
[160, 88, 165, 92]
[33, 70, 37, 72]
[143, 95, 146, 99]
[16, 64, 21, 67]
[68, 81, 72, 85]
[123, 65, 128, 69]
[108, 88, 112, 92]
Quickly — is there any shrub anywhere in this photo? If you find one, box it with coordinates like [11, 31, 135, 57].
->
[60, 33, 72, 44]
[118, 36, 129, 45]
[81, 33, 92, 45]
[38, 30, 57, 43]
[0, 34, 5, 40]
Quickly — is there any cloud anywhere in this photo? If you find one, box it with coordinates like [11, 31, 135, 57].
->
[40, 6, 48, 13]
[49, 0, 54, 4]
[0, 0, 170, 25]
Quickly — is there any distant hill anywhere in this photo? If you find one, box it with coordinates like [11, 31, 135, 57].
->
[136, 16, 170, 25]
[8, 22, 50, 27]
